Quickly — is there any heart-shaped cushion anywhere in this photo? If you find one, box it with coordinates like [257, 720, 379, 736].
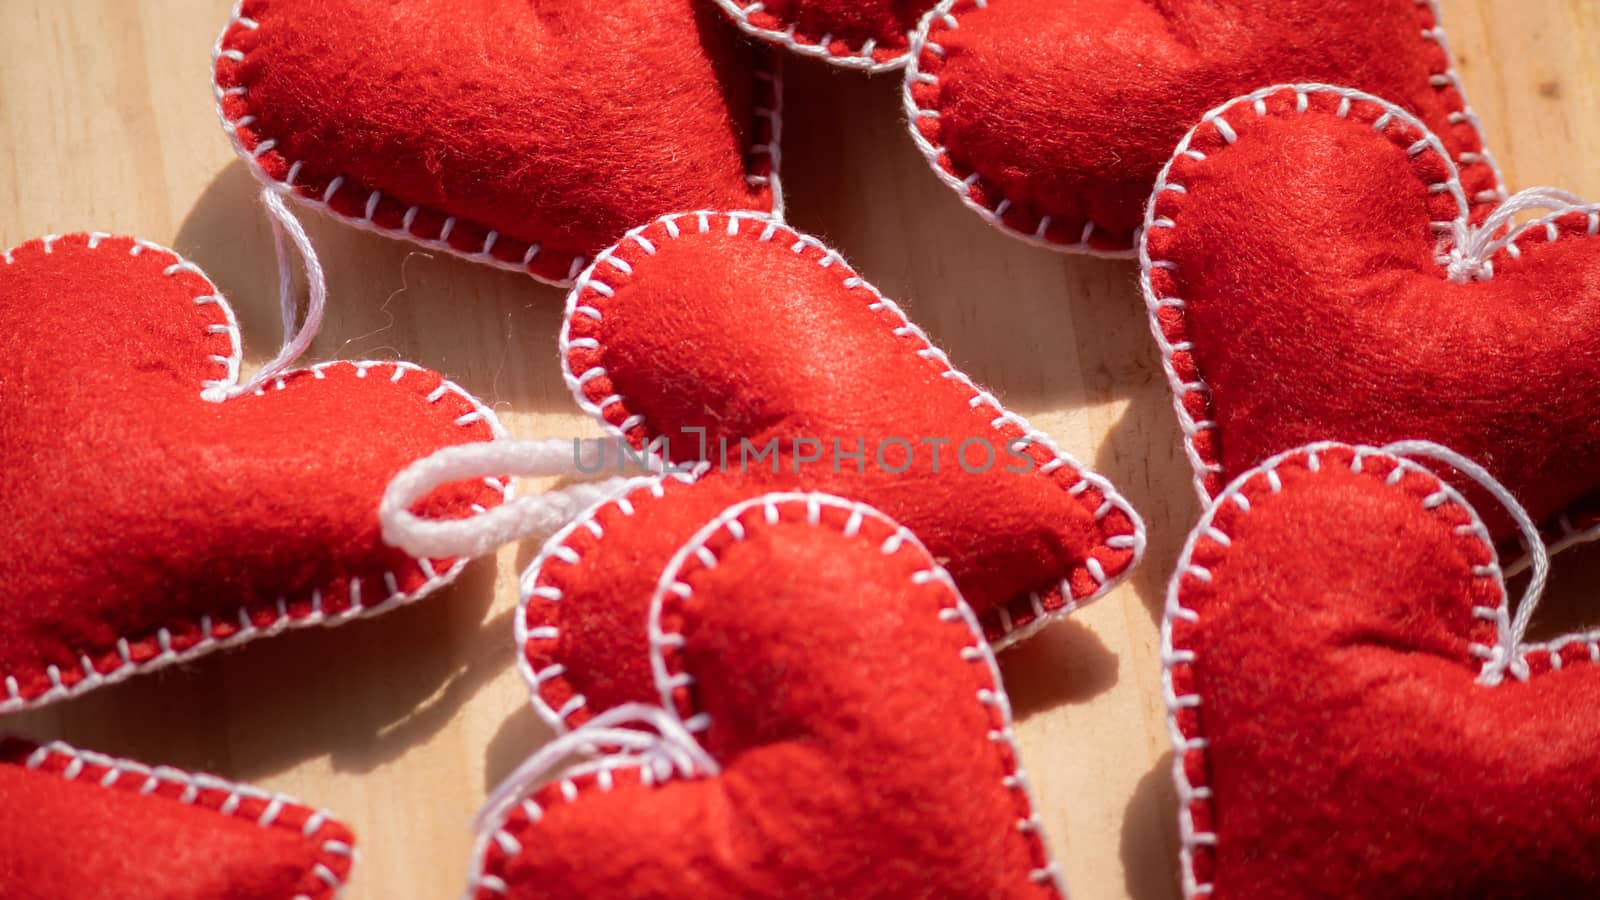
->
[517, 210, 1142, 730]
[212, 0, 779, 286]
[1164, 442, 1600, 898]
[0, 737, 355, 899]
[473, 493, 1064, 899]
[0, 233, 505, 711]
[713, 0, 938, 71]
[1142, 84, 1600, 547]
[905, 0, 1503, 255]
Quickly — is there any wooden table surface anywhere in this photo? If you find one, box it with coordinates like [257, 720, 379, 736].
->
[5, 2, 1598, 897]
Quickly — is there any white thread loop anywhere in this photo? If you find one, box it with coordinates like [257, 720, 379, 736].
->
[1380, 440, 1549, 684]
[1447, 186, 1591, 284]
[381, 437, 641, 560]
[473, 702, 719, 835]
[204, 187, 328, 401]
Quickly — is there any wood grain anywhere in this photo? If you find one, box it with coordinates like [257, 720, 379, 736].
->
[2, 2, 1596, 897]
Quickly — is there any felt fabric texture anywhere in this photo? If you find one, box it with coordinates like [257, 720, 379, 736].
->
[213, 0, 777, 286]
[906, 0, 1503, 255]
[475, 494, 1063, 899]
[713, 0, 937, 71]
[520, 210, 1142, 730]
[0, 737, 354, 899]
[1143, 85, 1600, 547]
[0, 233, 505, 712]
[1165, 442, 1600, 899]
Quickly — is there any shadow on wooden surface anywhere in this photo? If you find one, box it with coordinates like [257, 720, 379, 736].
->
[8, 556, 502, 781]
[483, 702, 559, 796]
[1002, 619, 1121, 720]
[172, 161, 576, 418]
[1122, 753, 1182, 900]
[780, 58, 1151, 412]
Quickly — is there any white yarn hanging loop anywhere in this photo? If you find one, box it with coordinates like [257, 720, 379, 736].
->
[472, 702, 719, 835]
[1380, 440, 1549, 684]
[1446, 186, 1592, 284]
[204, 187, 328, 402]
[381, 436, 647, 560]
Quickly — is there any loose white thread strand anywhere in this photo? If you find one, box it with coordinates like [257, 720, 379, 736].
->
[381, 437, 641, 560]
[1447, 186, 1593, 283]
[271, 195, 298, 345]
[204, 187, 328, 401]
[472, 702, 718, 835]
[1382, 440, 1549, 683]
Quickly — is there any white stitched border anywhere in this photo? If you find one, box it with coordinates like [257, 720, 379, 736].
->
[1518, 627, 1600, 673]
[557, 209, 1146, 650]
[1161, 442, 1506, 899]
[1138, 83, 1600, 564]
[474, 492, 1068, 898]
[710, 0, 916, 73]
[900, 0, 1127, 256]
[519, 206, 1151, 733]
[12, 738, 355, 899]
[902, 0, 1504, 257]
[463, 760, 653, 899]
[1141, 84, 1464, 503]
[514, 469, 700, 733]
[1417, 0, 1506, 201]
[0, 232, 511, 713]
[209, 0, 786, 288]
[4, 233, 244, 395]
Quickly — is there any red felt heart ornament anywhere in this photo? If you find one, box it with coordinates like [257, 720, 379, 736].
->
[1142, 84, 1600, 548]
[0, 737, 355, 899]
[713, 0, 938, 72]
[512, 210, 1142, 731]
[1164, 442, 1600, 898]
[0, 233, 505, 712]
[905, 0, 1503, 255]
[470, 493, 1064, 899]
[212, 0, 780, 286]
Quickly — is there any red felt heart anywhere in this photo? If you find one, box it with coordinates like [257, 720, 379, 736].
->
[1142, 84, 1600, 547]
[212, 0, 779, 286]
[713, 0, 938, 71]
[0, 737, 355, 899]
[1164, 442, 1600, 898]
[515, 210, 1142, 730]
[905, 0, 1503, 255]
[0, 233, 505, 711]
[472, 494, 1063, 899]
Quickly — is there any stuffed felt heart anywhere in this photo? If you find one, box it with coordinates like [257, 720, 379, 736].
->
[1142, 84, 1600, 548]
[0, 233, 505, 712]
[470, 493, 1064, 899]
[1164, 441, 1600, 898]
[0, 737, 355, 899]
[713, 0, 938, 72]
[904, 0, 1503, 255]
[513, 209, 1142, 730]
[212, 0, 780, 286]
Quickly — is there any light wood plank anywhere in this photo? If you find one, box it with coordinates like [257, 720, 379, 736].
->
[0, 3, 1592, 897]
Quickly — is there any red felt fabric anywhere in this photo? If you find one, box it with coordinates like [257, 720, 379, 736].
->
[213, 0, 776, 286]
[522, 211, 1141, 729]
[0, 738, 354, 899]
[716, 0, 936, 68]
[477, 497, 1059, 899]
[907, 0, 1501, 254]
[1167, 443, 1600, 898]
[1145, 85, 1600, 545]
[0, 234, 503, 711]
